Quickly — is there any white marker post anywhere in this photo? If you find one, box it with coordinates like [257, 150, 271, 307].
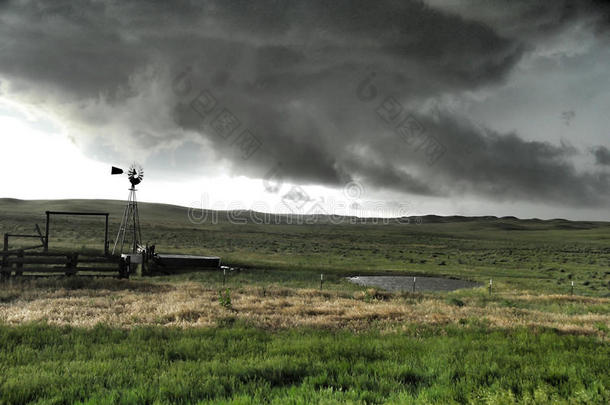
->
[571, 281, 574, 296]
[412, 277, 416, 293]
[320, 273, 324, 290]
[489, 278, 493, 296]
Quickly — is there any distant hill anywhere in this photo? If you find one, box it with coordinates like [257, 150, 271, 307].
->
[0, 198, 607, 230]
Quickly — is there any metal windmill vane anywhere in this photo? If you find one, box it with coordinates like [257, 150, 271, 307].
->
[111, 164, 144, 255]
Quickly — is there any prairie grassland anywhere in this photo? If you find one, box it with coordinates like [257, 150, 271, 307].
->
[0, 323, 607, 405]
[1, 278, 608, 338]
[2, 199, 609, 295]
[1, 200, 610, 403]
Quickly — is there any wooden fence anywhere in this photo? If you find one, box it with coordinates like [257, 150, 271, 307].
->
[0, 251, 128, 279]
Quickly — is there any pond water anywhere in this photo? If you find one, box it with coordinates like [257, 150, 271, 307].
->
[347, 276, 480, 292]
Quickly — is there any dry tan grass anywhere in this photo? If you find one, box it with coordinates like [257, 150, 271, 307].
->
[0, 279, 608, 338]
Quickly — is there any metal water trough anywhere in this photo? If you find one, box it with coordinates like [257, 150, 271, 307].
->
[154, 254, 220, 269]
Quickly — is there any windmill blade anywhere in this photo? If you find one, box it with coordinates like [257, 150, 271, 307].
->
[122, 162, 144, 187]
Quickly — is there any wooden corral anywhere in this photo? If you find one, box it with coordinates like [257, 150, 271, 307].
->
[0, 251, 129, 279]
[0, 209, 221, 280]
[0, 210, 128, 280]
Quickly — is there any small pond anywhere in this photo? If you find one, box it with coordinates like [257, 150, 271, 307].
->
[347, 276, 480, 292]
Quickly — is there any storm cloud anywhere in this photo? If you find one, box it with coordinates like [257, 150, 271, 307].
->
[592, 146, 610, 166]
[1, 0, 610, 208]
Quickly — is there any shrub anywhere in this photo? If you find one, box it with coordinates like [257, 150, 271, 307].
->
[218, 288, 232, 310]
[448, 297, 465, 307]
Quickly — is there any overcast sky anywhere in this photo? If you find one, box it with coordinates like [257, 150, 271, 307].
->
[1, 0, 610, 220]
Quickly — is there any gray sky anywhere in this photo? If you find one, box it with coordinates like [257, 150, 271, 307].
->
[1, 0, 610, 220]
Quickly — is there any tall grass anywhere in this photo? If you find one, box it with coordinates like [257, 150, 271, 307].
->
[0, 323, 608, 404]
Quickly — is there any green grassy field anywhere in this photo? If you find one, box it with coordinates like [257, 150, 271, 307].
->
[2, 198, 609, 294]
[0, 324, 608, 405]
[0, 199, 609, 404]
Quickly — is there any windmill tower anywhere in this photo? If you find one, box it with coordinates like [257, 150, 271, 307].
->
[111, 164, 144, 255]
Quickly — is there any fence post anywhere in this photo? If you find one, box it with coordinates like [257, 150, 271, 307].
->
[65, 253, 78, 276]
[140, 251, 145, 277]
[412, 276, 416, 293]
[1, 234, 9, 280]
[320, 273, 324, 290]
[571, 281, 574, 296]
[118, 256, 126, 278]
[104, 214, 109, 256]
[16, 250, 23, 277]
[489, 279, 492, 296]
[44, 211, 50, 252]
[65, 253, 71, 276]
[123, 256, 131, 279]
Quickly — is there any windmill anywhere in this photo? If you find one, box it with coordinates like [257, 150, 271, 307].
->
[111, 164, 144, 255]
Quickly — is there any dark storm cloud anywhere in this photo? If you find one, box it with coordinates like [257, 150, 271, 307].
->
[427, 116, 609, 206]
[427, 0, 610, 40]
[1, 0, 610, 207]
[592, 146, 610, 166]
